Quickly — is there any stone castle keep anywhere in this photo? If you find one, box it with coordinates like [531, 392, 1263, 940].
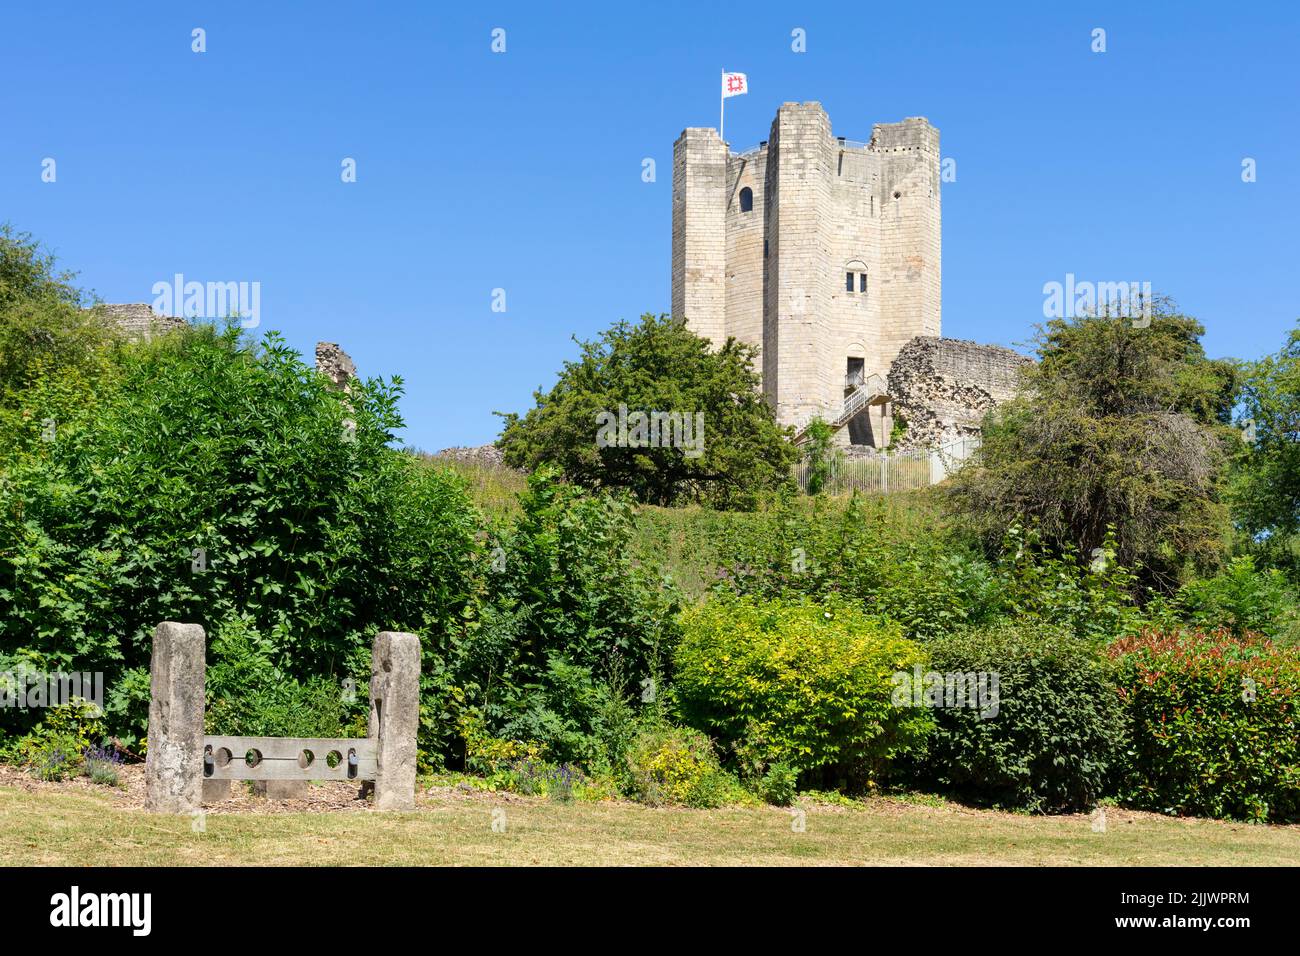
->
[672, 101, 1026, 448]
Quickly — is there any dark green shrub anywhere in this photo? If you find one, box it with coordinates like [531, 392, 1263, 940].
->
[204, 619, 353, 739]
[994, 524, 1145, 644]
[801, 417, 838, 496]
[752, 761, 800, 806]
[870, 549, 1004, 641]
[491, 659, 632, 769]
[697, 493, 1006, 640]
[465, 469, 679, 763]
[674, 594, 932, 791]
[906, 622, 1126, 812]
[1108, 629, 1300, 822]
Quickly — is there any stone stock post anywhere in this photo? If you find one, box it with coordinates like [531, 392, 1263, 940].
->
[369, 631, 421, 811]
[144, 622, 206, 813]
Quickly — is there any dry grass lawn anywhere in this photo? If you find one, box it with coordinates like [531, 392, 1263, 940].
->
[1, 769, 1296, 866]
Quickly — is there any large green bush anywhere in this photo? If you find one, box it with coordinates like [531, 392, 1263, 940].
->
[0, 321, 480, 746]
[674, 595, 931, 790]
[675, 493, 1006, 640]
[947, 306, 1238, 589]
[0, 246, 684, 770]
[993, 524, 1145, 644]
[906, 622, 1126, 812]
[1109, 629, 1300, 822]
[664, 494, 1143, 643]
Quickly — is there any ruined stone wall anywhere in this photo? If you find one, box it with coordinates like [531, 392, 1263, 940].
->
[432, 444, 509, 468]
[94, 303, 187, 340]
[887, 336, 1033, 449]
[93, 306, 358, 394]
[315, 342, 356, 390]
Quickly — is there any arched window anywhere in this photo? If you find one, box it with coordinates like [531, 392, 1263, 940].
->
[845, 259, 868, 297]
[739, 187, 753, 213]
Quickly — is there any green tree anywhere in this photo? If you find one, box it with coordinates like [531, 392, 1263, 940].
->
[801, 416, 838, 495]
[948, 302, 1237, 588]
[497, 314, 795, 508]
[0, 225, 118, 424]
[1231, 321, 1300, 577]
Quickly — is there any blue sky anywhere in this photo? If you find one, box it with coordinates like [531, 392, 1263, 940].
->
[3, 1, 1296, 450]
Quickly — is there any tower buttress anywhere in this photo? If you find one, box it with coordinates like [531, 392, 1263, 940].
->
[671, 128, 728, 345]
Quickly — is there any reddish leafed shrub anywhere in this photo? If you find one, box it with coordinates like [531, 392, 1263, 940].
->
[1107, 628, 1300, 822]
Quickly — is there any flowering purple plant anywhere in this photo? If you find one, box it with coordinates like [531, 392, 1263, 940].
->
[83, 745, 124, 766]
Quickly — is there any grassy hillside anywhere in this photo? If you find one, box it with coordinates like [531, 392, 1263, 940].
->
[431, 456, 953, 601]
[632, 490, 949, 600]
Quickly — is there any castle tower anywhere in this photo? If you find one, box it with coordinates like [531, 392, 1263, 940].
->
[671, 102, 941, 441]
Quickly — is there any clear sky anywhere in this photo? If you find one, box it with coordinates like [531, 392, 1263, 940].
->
[3, 1, 1296, 451]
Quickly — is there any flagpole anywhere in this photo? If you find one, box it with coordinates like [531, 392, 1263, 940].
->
[719, 69, 724, 143]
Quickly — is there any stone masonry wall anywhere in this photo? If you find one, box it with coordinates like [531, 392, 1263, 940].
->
[432, 444, 509, 468]
[315, 342, 356, 390]
[724, 143, 767, 371]
[672, 128, 728, 346]
[94, 303, 188, 340]
[887, 336, 1033, 449]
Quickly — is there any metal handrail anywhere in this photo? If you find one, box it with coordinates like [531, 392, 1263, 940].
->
[836, 385, 873, 426]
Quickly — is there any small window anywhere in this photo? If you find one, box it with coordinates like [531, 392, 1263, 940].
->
[739, 187, 753, 213]
[859, 272, 867, 293]
[846, 272, 854, 293]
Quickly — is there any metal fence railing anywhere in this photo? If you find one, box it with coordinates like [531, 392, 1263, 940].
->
[793, 437, 981, 495]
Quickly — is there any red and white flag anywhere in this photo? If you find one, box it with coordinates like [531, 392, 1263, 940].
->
[722, 72, 748, 98]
